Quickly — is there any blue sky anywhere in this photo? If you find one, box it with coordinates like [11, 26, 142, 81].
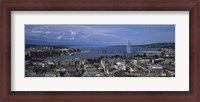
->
[25, 25, 175, 46]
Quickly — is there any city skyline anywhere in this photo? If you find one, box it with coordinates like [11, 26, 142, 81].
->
[25, 25, 175, 77]
[25, 25, 175, 46]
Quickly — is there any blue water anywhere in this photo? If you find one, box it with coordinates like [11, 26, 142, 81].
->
[46, 46, 159, 61]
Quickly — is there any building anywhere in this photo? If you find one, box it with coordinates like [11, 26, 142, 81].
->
[66, 67, 77, 73]
[149, 65, 163, 70]
[45, 72, 56, 77]
[131, 59, 137, 65]
[116, 62, 126, 70]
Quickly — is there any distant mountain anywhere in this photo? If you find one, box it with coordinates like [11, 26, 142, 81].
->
[26, 42, 175, 49]
[25, 44, 68, 48]
[108, 45, 138, 47]
[138, 42, 175, 49]
[108, 42, 175, 49]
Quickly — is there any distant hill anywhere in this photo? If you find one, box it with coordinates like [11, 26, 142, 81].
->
[26, 42, 175, 49]
[25, 44, 68, 48]
[139, 43, 175, 49]
[108, 42, 175, 49]
[108, 45, 138, 47]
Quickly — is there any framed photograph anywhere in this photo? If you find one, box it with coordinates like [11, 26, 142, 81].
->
[0, 0, 199, 102]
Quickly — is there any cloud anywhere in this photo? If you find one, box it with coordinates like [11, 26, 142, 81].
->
[79, 27, 113, 38]
[104, 41, 109, 44]
[43, 35, 51, 39]
[70, 37, 75, 40]
[43, 35, 48, 38]
[70, 30, 76, 36]
[31, 30, 51, 34]
[56, 35, 62, 39]
[135, 31, 139, 34]
[44, 31, 51, 34]
[31, 30, 43, 33]
[55, 32, 62, 34]
[81, 35, 89, 38]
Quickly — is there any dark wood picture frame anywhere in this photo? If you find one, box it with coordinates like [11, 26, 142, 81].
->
[0, 0, 199, 102]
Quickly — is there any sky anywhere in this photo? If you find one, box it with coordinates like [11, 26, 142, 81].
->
[25, 25, 175, 46]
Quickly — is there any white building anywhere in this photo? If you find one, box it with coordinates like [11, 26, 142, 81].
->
[149, 65, 163, 70]
[131, 60, 137, 65]
[116, 62, 126, 70]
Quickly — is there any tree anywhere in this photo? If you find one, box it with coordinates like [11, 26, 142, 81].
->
[143, 53, 147, 57]
[134, 54, 141, 57]
[60, 71, 66, 77]
[114, 55, 120, 58]
[153, 55, 159, 59]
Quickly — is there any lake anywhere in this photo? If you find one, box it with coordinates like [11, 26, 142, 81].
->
[45, 46, 159, 61]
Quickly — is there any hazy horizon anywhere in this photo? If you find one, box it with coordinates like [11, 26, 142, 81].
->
[25, 42, 175, 47]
